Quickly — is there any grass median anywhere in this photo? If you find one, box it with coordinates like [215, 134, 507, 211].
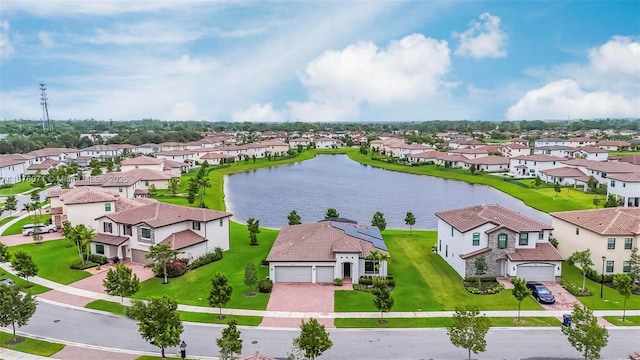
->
[334, 316, 561, 328]
[0, 330, 64, 356]
[602, 316, 640, 326]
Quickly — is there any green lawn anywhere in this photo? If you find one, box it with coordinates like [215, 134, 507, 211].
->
[562, 264, 640, 310]
[8, 239, 91, 284]
[335, 316, 561, 328]
[0, 330, 64, 356]
[86, 299, 129, 316]
[335, 230, 543, 312]
[0, 216, 16, 228]
[2, 214, 52, 236]
[603, 316, 640, 326]
[0, 181, 37, 195]
[134, 221, 277, 309]
[0, 268, 50, 294]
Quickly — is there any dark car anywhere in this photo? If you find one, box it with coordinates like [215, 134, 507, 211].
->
[526, 281, 556, 304]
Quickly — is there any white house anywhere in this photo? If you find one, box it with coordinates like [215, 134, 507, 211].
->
[93, 202, 232, 263]
[79, 145, 123, 158]
[27, 148, 78, 163]
[608, 172, 640, 207]
[315, 137, 343, 149]
[156, 150, 196, 169]
[0, 158, 27, 184]
[120, 156, 164, 172]
[136, 143, 162, 155]
[266, 221, 388, 284]
[448, 148, 489, 160]
[509, 154, 566, 177]
[551, 208, 639, 275]
[436, 204, 561, 281]
[25, 158, 66, 175]
[289, 138, 310, 149]
[533, 146, 573, 158]
[566, 137, 597, 148]
[49, 187, 120, 230]
[75, 173, 143, 198]
[534, 138, 567, 148]
[464, 156, 510, 172]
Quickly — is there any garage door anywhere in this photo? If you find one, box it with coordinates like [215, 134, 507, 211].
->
[517, 265, 555, 282]
[275, 266, 312, 283]
[316, 266, 335, 283]
[131, 249, 151, 264]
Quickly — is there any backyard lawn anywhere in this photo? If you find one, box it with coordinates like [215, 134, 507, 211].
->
[334, 316, 561, 328]
[2, 214, 52, 236]
[134, 221, 277, 309]
[335, 230, 543, 312]
[562, 263, 640, 310]
[8, 239, 91, 284]
[0, 181, 37, 195]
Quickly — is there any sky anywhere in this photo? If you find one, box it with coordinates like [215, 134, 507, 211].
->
[0, 1, 639, 123]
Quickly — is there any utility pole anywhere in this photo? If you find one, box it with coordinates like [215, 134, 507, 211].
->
[40, 83, 51, 131]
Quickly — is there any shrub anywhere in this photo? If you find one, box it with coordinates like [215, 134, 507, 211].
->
[158, 258, 189, 278]
[112, 256, 120, 264]
[333, 278, 343, 286]
[465, 286, 481, 294]
[88, 254, 108, 265]
[70, 260, 98, 270]
[188, 248, 223, 270]
[464, 276, 497, 283]
[0, 184, 12, 189]
[353, 284, 371, 292]
[561, 279, 592, 297]
[486, 284, 505, 294]
[260, 258, 269, 266]
[258, 279, 273, 293]
[359, 276, 373, 285]
[386, 278, 396, 288]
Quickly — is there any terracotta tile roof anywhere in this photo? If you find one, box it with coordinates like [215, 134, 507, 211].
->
[120, 156, 164, 166]
[535, 145, 572, 151]
[121, 168, 175, 180]
[27, 147, 78, 157]
[449, 148, 489, 154]
[93, 233, 129, 246]
[134, 188, 149, 195]
[577, 146, 608, 153]
[159, 230, 206, 250]
[114, 197, 153, 212]
[27, 158, 64, 170]
[608, 172, 640, 182]
[75, 173, 141, 187]
[200, 152, 235, 160]
[597, 140, 631, 147]
[507, 243, 563, 261]
[505, 143, 530, 149]
[162, 159, 187, 168]
[539, 167, 588, 178]
[459, 247, 491, 259]
[58, 186, 118, 205]
[435, 204, 552, 233]
[618, 154, 640, 165]
[102, 201, 231, 228]
[48, 189, 66, 198]
[266, 222, 388, 262]
[562, 159, 640, 174]
[465, 156, 510, 165]
[0, 158, 27, 167]
[457, 139, 485, 145]
[551, 208, 640, 235]
[157, 150, 192, 156]
[512, 154, 566, 162]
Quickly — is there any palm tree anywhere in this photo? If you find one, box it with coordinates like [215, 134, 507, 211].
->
[198, 177, 211, 207]
[168, 178, 180, 196]
[367, 249, 382, 276]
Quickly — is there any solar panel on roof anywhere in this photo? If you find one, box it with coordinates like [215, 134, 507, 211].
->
[330, 222, 387, 251]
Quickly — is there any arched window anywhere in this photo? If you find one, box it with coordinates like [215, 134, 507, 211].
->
[497, 233, 507, 249]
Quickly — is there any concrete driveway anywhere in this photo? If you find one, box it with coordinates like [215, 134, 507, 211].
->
[539, 281, 580, 310]
[0, 231, 63, 246]
[69, 262, 155, 293]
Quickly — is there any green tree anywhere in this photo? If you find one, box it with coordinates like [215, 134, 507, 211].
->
[187, 177, 199, 205]
[247, 217, 260, 245]
[209, 273, 233, 319]
[371, 211, 386, 231]
[145, 244, 181, 284]
[324, 208, 339, 219]
[359, 143, 369, 155]
[474, 255, 487, 275]
[587, 176, 596, 190]
[90, 166, 102, 176]
[612, 274, 632, 322]
[447, 305, 491, 360]
[104, 158, 114, 172]
[604, 194, 619, 207]
[534, 176, 542, 187]
[404, 211, 416, 235]
[4, 195, 17, 216]
[592, 197, 601, 208]
[127, 296, 183, 359]
[244, 263, 258, 293]
[561, 304, 609, 360]
[371, 278, 393, 324]
[217, 320, 243, 360]
[293, 318, 333, 360]
[568, 249, 594, 293]
[554, 183, 561, 197]
[629, 247, 640, 284]
[103, 263, 140, 303]
[168, 178, 180, 195]
[198, 177, 211, 207]
[288, 210, 302, 225]
[10, 251, 38, 283]
[0, 284, 37, 342]
[511, 277, 531, 322]
[0, 242, 10, 262]
[469, 164, 477, 175]
[148, 183, 157, 197]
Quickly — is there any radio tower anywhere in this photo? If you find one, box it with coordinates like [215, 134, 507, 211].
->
[40, 83, 51, 131]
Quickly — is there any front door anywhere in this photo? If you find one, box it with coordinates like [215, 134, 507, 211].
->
[343, 262, 351, 278]
[121, 245, 127, 261]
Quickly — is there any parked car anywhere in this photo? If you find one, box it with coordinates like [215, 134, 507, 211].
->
[0, 278, 15, 286]
[526, 281, 556, 304]
[22, 223, 57, 236]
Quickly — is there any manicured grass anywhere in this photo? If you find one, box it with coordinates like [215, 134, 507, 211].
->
[603, 316, 640, 326]
[8, 239, 91, 284]
[561, 264, 640, 310]
[0, 268, 50, 294]
[0, 181, 37, 195]
[2, 214, 52, 236]
[86, 299, 129, 316]
[609, 151, 640, 156]
[0, 330, 64, 356]
[134, 221, 277, 309]
[0, 216, 17, 228]
[334, 316, 561, 328]
[335, 230, 543, 312]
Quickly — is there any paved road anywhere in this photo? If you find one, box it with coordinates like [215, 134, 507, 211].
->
[0, 186, 59, 220]
[18, 301, 640, 359]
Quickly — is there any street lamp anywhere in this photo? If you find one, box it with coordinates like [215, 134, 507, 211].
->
[180, 341, 187, 360]
[600, 256, 606, 298]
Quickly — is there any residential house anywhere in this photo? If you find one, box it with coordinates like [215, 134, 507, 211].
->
[156, 150, 196, 168]
[260, 140, 289, 156]
[388, 143, 433, 159]
[25, 158, 65, 175]
[608, 172, 640, 207]
[596, 140, 631, 151]
[436, 204, 561, 281]
[551, 207, 639, 274]
[266, 221, 388, 284]
[199, 152, 235, 165]
[159, 142, 187, 151]
[315, 137, 343, 149]
[499, 143, 531, 158]
[289, 138, 310, 149]
[450, 139, 485, 149]
[533, 145, 573, 157]
[448, 148, 489, 159]
[93, 202, 232, 263]
[464, 156, 510, 172]
[136, 143, 162, 155]
[509, 154, 566, 177]
[27, 148, 78, 163]
[75, 173, 142, 198]
[538, 167, 591, 189]
[560, 159, 640, 185]
[0, 157, 27, 184]
[568, 146, 609, 161]
[49, 187, 120, 229]
[79, 145, 122, 158]
[120, 168, 179, 191]
[120, 156, 164, 172]
[534, 138, 568, 148]
[567, 137, 597, 148]
[162, 159, 189, 174]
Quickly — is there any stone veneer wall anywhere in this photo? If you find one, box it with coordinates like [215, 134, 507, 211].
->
[464, 228, 517, 278]
[137, 225, 155, 244]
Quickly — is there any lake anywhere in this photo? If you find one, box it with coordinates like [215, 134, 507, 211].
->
[224, 154, 551, 229]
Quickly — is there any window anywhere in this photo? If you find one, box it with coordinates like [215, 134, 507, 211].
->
[445, 245, 448, 257]
[96, 244, 104, 255]
[451, 226, 454, 236]
[472, 233, 480, 246]
[219, 218, 223, 227]
[141, 228, 151, 239]
[118, 186, 123, 193]
[123, 225, 132, 236]
[103, 222, 112, 233]
[607, 238, 616, 250]
[364, 259, 378, 273]
[192, 221, 201, 230]
[105, 203, 111, 212]
[145, 180, 149, 186]
[539, 232, 544, 240]
[625, 238, 633, 250]
[610, 180, 616, 188]
[497, 234, 507, 249]
[519, 233, 528, 246]
[439, 240, 442, 252]
[576, 228, 580, 235]
[623, 261, 631, 273]
[605, 260, 614, 273]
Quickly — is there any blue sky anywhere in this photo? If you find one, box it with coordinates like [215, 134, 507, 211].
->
[1, 1, 638, 122]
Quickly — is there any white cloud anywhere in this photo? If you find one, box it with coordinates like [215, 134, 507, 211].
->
[167, 101, 198, 121]
[38, 31, 54, 47]
[231, 103, 285, 122]
[0, 20, 14, 59]
[85, 22, 206, 45]
[287, 99, 360, 122]
[507, 36, 640, 120]
[453, 12, 507, 59]
[1, 1, 200, 17]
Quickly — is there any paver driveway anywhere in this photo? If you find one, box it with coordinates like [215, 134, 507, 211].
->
[539, 281, 579, 310]
[69, 262, 155, 293]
